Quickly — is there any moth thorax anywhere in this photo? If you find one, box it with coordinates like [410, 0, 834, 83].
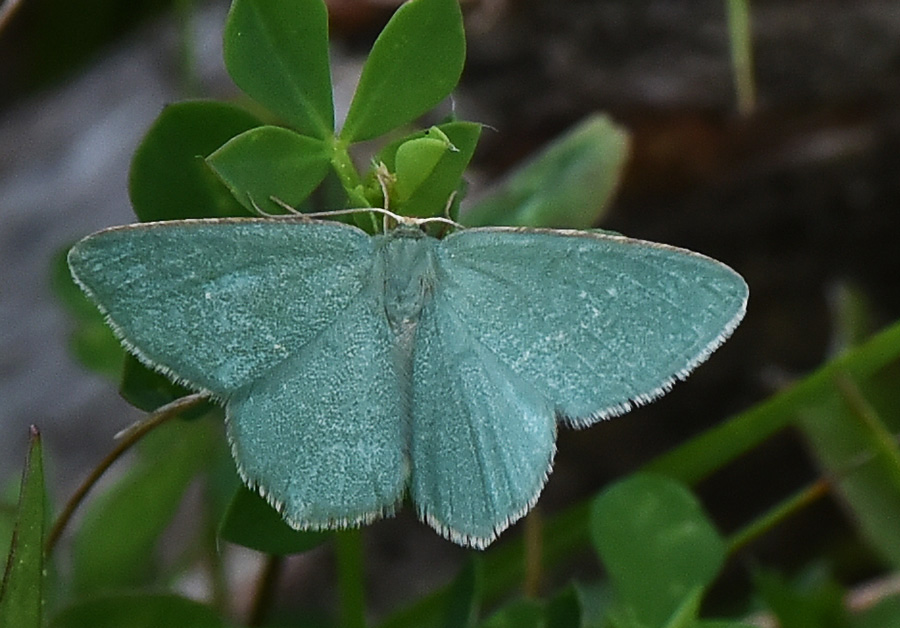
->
[382, 237, 435, 333]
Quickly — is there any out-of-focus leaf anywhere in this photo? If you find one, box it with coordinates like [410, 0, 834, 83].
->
[118, 355, 207, 415]
[130, 101, 261, 221]
[463, 115, 629, 228]
[753, 569, 848, 628]
[341, 0, 465, 142]
[647, 319, 900, 485]
[591, 474, 724, 628]
[545, 585, 582, 628]
[375, 121, 481, 218]
[796, 367, 900, 567]
[70, 418, 215, 594]
[219, 486, 329, 555]
[207, 125, 330, 215]
[478, 598, 544, 628]
[854, 595, 900, 628]
[826, 281, 875, 356]
[223, 0, 333, 138]
[442, 557, 483, 628]
[0, 427, 44, 628]
[48, 593, 228, 628]
[52, 248, 123, 377]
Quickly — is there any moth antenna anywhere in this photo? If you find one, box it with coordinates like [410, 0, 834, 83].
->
[247, 194, 272, 217]
[269, 196, 305, 216]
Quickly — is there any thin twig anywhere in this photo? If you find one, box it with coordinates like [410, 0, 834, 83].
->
[44, 392, 209, 555]
[247, 554, 284, 626]
[522, 507, 543, 598]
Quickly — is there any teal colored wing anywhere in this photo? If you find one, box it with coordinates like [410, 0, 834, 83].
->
[435, 227, 748, 426]
[410, 283, 556, 548]
[67, 218, 373, 395]
[228, 278, 408, 528]
[69, 218, 408, 528]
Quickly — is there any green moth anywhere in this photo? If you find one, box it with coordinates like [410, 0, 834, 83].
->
[68, 216, 747, 548]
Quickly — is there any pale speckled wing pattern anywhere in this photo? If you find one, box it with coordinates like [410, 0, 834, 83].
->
[409, 264, 557, 548]
[68, 218, 408, 527]
[67, 218, 376, 395]
[434, 227, 749, 426]
[228, 277, 408, 528]
[67, 218, 748, 548]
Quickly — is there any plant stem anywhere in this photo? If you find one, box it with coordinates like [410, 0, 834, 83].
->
[248, 554, 284, 626]
[329, 140, 368, 206]
[44, 392, 208, 555]
[726, 0, 756, 115]
[175, 0, 199, 97]
[522, 507, 543, 597]
[335, 529, 367, 628]
[726, 478, 830, 554]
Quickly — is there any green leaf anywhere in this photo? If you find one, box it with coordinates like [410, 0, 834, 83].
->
[796, 369, 900, 567]
[219, 485, 329, 555]
[394, 127, 456, 202]
[207, 125, 331, 215]
[646, 319, 900, 485]
[118, 355, 201, 414]
[545, 585, 583, 628]
[463, 115, 630, 228]
[753, 569, 847, 628]
[130, 101, 261, 221]
[0, 427, 44, 628]
[376, 121, 481, 218]
[341, 0, 465, 142]
[224, 0, 334, 138]
[52, 248, 123, 377]
[70, 418, 214, 595]
[478, 598, 544, 628]
[48, 593, 228, 628]
[590, 474, 725, 628]
[442, 557, 483, 628]
[854, 596, 900, 628]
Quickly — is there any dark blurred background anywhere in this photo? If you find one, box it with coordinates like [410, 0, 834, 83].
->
[2, 0, 899, 617]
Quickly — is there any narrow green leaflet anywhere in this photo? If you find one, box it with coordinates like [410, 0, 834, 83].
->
[70, 418, 214, 595]
[341, 0, 465, 142]
[796, 368, 900, 567]
[463, 115, 630, 228]
[130, 101, 261, 221]
[376, 121, 482, 217]
[48, 593, 227, 628]
[224, 0, 334, 138]
[0, 427, 44, 628]
[590, 474, 725, 628]
[219, 486, 329, 555]
[646, 319, 900, 484]
[207, 125, 331, 215]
